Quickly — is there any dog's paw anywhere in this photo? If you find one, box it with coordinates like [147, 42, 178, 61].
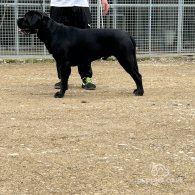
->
[133, 89, 144, 96]
[54, 92, 64, 98]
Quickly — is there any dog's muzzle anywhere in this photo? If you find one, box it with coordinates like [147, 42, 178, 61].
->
[18, 28, 39, 35]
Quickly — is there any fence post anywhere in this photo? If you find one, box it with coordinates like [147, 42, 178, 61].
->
[97, 0, 101, 28]
[112, 0, 117, 29]
[177, 0, 184, 53]
[15, 0, 19, 55]
[43, 0, 47, 56]
[149, 0, 152, 55]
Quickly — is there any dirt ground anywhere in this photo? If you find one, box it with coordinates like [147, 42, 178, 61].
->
[0, 58, 194, 195]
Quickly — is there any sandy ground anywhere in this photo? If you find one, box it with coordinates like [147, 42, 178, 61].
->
[0, 59, 194, 195]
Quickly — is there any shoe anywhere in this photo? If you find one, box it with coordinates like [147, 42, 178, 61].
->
[82, 77, 96, 90]
[54, 81, 61, 89]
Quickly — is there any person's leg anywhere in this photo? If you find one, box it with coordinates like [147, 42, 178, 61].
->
[50, 6, 95, 90]
[73, 7, 96, 90]
[50, 6, 72, 25]
[77, 64, 95, 90]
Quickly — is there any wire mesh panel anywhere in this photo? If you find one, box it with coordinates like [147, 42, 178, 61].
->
[0, 0, 195, 57]
[183, 6, 195, 51]
[16, 1, 50, 56]
[0, 0, 49, 56]
[150, 6, 178, 53]
[0, 0, 15, 55]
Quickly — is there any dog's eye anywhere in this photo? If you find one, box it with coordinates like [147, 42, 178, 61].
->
[23, 17, 29, 25]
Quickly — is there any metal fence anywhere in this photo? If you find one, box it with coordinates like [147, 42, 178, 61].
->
[0, 0, 195, 58]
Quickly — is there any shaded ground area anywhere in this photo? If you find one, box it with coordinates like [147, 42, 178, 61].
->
[0, 59, 194, 194]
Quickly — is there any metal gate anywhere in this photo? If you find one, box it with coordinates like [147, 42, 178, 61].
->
[0, 0, 195, 58]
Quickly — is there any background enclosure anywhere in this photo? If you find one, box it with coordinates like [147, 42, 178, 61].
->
[0, 0, 195, 57]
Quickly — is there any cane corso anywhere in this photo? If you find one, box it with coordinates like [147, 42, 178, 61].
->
[17, 10, 144, 98]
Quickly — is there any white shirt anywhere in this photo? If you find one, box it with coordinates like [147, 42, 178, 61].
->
[50, 0, 89, 7]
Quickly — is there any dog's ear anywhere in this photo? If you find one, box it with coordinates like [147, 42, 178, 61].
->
[25, 10, 48, 28]
[30, 10, 49, 19]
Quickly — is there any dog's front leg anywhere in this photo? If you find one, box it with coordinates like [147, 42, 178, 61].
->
[54, 63, 71, 98]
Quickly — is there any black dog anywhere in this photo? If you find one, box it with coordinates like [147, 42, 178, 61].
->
[17, 10, 144, 98]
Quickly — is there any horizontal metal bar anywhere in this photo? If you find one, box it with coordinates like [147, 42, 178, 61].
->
[1, 3, 195, 7]
[110, 4, 195, 8]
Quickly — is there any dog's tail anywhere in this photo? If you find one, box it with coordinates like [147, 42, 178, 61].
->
[130, 35, 136, 49]
[129, 35, 139, 70]
[129, 35, 137, 58]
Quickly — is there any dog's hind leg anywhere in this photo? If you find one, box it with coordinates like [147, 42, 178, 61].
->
[116, 53, 144, 96]
[54, 62, 71, 98]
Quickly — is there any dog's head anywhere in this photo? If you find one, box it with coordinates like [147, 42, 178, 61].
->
[17, 10, 48, 34]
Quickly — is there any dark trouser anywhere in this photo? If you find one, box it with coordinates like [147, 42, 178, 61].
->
[50, 6, 93, 79]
